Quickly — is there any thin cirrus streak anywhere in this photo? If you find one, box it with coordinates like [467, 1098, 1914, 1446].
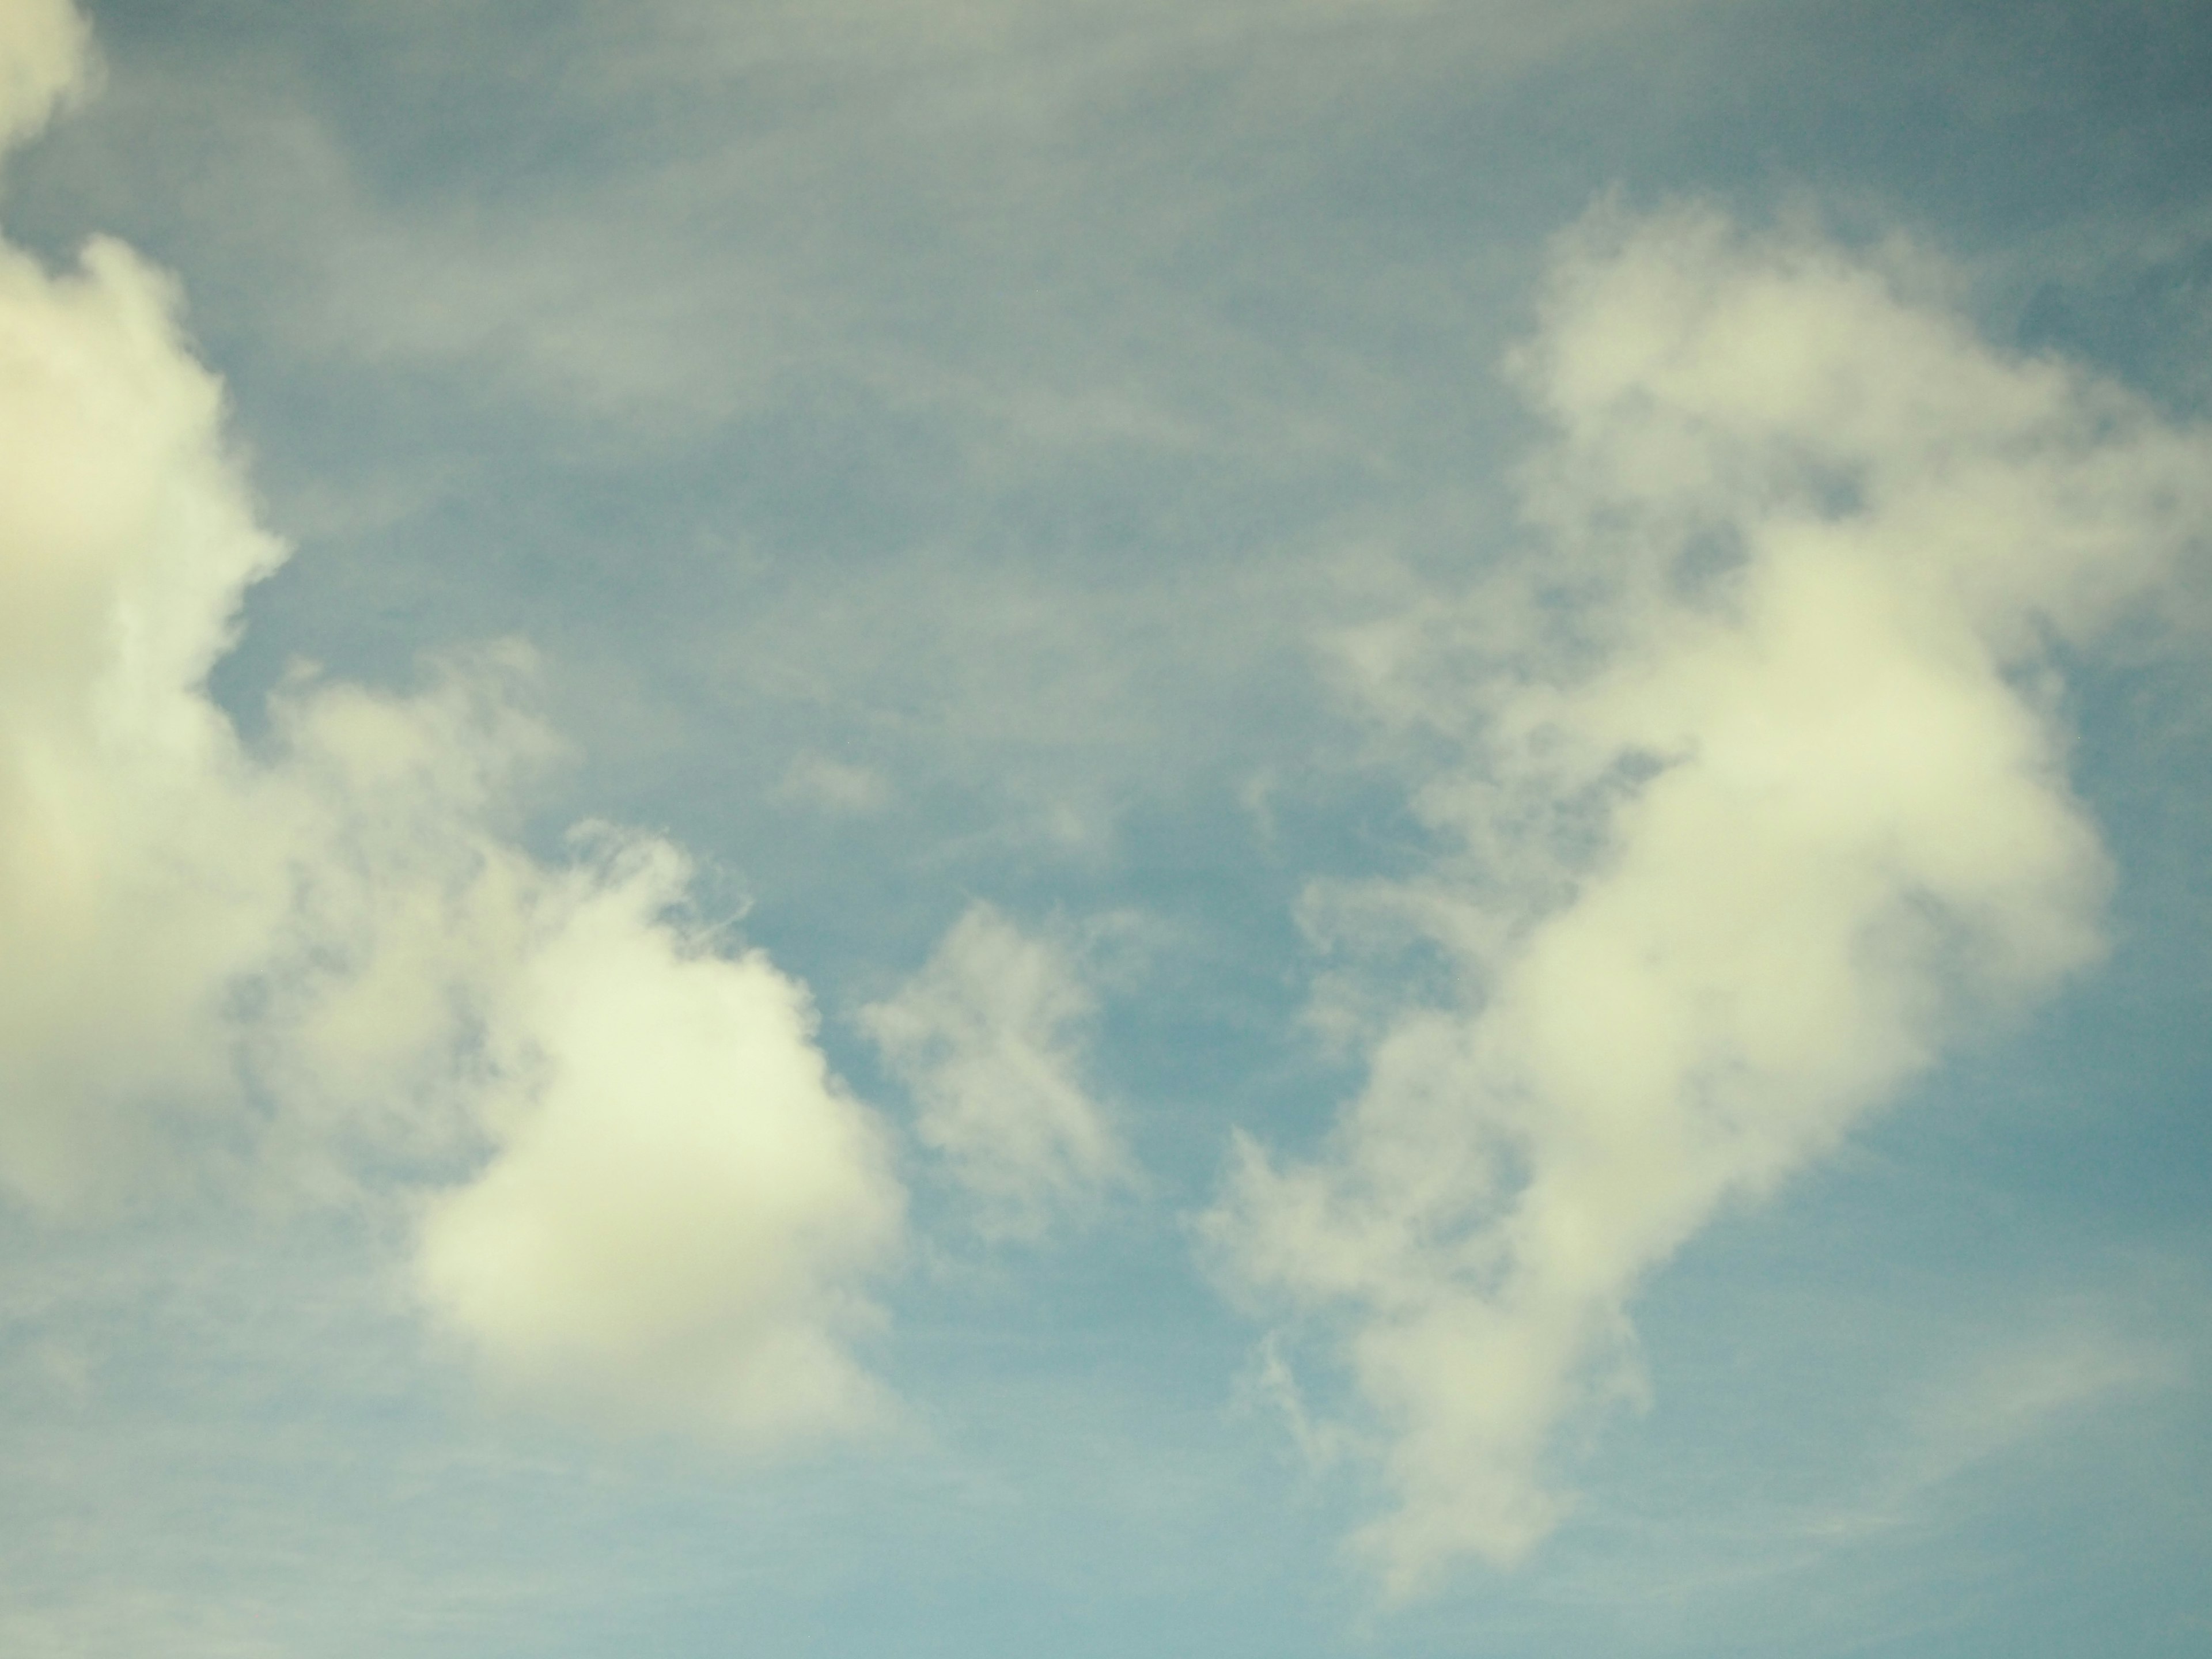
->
[1205, 202, 2212, 1594]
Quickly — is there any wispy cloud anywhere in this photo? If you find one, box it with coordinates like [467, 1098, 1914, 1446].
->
[1855, 1320, 2171, 1533]
[866, 903, 1131, 1241]
[1206, 200, 2212, 1593]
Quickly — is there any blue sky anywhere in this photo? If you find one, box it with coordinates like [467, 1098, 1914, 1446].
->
[2, 1, 2209, 1653]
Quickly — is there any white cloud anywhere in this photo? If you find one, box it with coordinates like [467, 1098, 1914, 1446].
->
[0, 220, 289, 1212]
[865, 902, 1130, 1240]
[415, 831, 903, 1445]
[0, 0, 88, 151]
[1205, 202, 2212, 1593]
[0, 4, 903, 1443]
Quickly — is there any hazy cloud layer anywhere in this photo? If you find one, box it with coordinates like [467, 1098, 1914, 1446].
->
[1208, 203, 2212, 1591]
[866, 903, 1128, 1240]
[0, 10, 900, 1442]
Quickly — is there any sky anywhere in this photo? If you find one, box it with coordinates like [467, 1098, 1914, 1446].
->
[2, 0, 2210, 1653]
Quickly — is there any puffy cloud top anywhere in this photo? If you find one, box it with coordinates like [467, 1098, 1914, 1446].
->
[0, 0, 904, 1442]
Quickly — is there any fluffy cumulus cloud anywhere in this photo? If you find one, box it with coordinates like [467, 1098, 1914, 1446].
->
[0, 7, 900, 1442]
[865, 903, 1128, 1240]
[414, 835, 903, 1442]
[1207, 203, 2212, 1592]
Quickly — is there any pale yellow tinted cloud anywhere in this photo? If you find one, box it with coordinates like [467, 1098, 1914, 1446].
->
[0, 2, 903, 1443]
[1209, 202, 2212, 1592]
[0, 0, 88, 151]
[0, 224, 289, 1210]
[417, 834, 903, 1444]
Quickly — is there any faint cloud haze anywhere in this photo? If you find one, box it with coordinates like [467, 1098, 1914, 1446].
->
[1208, 202, 2212, 1593]
[776, 753, 893, 815]
[866, 902, 1130, 1241]
[0, 6, 903, 1443]
[1868, 1323, 2168, 1530]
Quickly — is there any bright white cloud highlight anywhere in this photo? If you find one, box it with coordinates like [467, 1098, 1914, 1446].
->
[865, 903, 1128, 1240]
[416, 834, 903, 1443]
[1207, 202, 2212, 1592]
[0, 6, 902, 1443]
